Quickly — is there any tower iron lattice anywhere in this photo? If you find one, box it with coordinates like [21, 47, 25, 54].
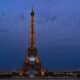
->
[19, 8, 46, 77]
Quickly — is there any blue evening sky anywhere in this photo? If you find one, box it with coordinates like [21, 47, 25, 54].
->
[0, 0, 80, 71]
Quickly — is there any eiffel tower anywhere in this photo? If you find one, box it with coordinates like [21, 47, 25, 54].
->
[19, 8, 46, 77]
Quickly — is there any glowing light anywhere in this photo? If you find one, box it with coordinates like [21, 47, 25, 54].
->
[29, 56, 35, 62]
[35, 57, 39, 63]
[41, 69, 45, 76]
[29, 56, 35, 64]
[19, 71, 24, 76]
[41, 71, 45, 76]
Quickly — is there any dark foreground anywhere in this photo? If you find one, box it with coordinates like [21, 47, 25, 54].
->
[0, 71, 80, 80]
[0, 77, 79, 80]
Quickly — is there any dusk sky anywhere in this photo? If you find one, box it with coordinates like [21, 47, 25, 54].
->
[0, 0, 80, 71]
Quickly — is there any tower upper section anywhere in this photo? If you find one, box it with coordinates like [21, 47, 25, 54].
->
[30, 8, 35, 48]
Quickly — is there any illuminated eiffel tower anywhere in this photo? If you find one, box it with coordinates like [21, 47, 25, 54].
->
[19, 8, 46, 77]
